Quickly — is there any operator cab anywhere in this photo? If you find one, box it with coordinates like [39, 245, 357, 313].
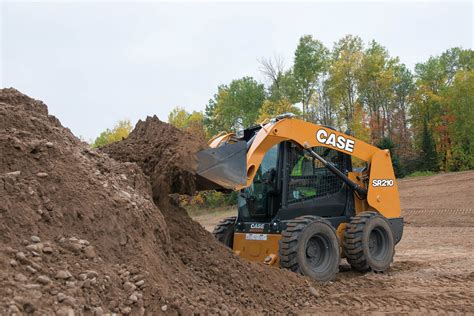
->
[236, 140, 355, 233]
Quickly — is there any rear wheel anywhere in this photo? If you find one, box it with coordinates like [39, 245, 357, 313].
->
[343, 211, 394, 272]
[212, 216, 236, 248]
[280, 216, 340, 281]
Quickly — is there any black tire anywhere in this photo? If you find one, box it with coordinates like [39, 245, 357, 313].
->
[212, 216, 236, 248]
[343, 211, 395, 272]
[279, 216, 340, 282]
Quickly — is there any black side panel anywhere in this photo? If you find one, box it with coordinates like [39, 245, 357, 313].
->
[388, 217, 404, 245]
[277, 190, 348, 220]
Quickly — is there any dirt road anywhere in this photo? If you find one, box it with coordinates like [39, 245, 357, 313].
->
[192, 171, 474, 313]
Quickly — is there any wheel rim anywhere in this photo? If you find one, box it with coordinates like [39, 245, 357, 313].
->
[305, 233, 332, 273]
[368, 227, 389, 260]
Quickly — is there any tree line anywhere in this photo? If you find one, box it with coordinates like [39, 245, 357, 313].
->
[168, 34, 473, 177]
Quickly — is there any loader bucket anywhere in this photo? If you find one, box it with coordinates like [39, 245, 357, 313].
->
[195, 140, 247, 191]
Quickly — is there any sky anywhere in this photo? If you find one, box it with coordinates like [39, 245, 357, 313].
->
[1, 1, 472, 141]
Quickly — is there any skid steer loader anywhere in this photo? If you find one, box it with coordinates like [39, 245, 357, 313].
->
[196, 114, 403, 281]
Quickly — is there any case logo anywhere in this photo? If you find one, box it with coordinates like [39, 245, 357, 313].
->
[316, 129, 355, 153]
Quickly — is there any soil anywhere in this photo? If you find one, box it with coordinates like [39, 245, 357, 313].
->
[1, 88, 473, 314]
[0, 89, 327, 315]
[195, 171, 474, 314]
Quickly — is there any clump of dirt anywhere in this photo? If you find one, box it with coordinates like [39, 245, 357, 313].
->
[102, 116, 207, 204]
[0, 88, 322, 315]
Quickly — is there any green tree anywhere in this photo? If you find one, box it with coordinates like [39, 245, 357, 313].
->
[419, 120, 438, 171]
[327, 35, 364, 130]
[293, 35, 329, 119]
[446, 70, 474, 170]
[92, 119, 132, 148]
[204, 77, 265, 135]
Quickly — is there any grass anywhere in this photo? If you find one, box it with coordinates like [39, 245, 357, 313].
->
[405, 170, 437, 178]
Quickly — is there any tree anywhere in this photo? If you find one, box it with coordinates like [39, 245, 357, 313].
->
[257, 99, 301, 122]
[327, 35, 364, 130]
[446, 70, 474, 170]
[168, 106, 206, 139]
[259, 56, 299, 103]
[420, 120, 438, 171]
[357, 40, 397, 141]
[92, 119, 132, 148]
[293, 35, 329, 119]
[204, 77, 265, 134]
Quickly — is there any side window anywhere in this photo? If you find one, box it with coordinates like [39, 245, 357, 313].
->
[287, 144, 344, 204]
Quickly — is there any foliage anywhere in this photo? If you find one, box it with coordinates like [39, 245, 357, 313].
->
[164, 33, 473, 185]
[257, 99, 301, 122]
[168, 106, 207, 139]
[204, 77, 265, 136]
[92, 120, 132, 148]
[294, 35, 329, 119]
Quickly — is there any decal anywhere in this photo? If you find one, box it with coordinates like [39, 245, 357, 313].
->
[250, 223, 265, 230]
[316, 129, 355, 153]
[372, 179, 394, 187]
[245, 234, 268, 241]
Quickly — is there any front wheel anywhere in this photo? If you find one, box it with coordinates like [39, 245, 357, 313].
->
[343, 211, 395, 272]
[279, 216, 340, 282]
[212, 216, 236, 248]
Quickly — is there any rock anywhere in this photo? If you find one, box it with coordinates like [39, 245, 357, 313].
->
[45, 142, 54, 148]
[36, 172, 48, 178]
[10, 259, 18, 267]
[24, 283, 41, 289]
[78, 273, 88, 280]
[78, 239, 90, 246]
[37, 275, 51, 285]
[66, 281, 76, 288]
[57, 306, 75, 316]
[121, 306, 132, 314]
[129, 294, 138, 303]
[15, 251, 28, 263]
[31, 235, 41, 243]
[135, 280, 145, 286]
[6, 171, 21, 177]
[82, 279, 91, 288]
[43, 246, 53, 254]
[124, 281, 136, 292]
[308, 286, 319, 297]
[14, 273, 28, 282]
[55, 270, 72, 279]
[31, 262, 42, 271]
[57, 292, 66, 302]
[9, 305, 20, 313]
[161, 305, 168, 312]
[27, 242, 44, 252]
[68, 237, 79, 242]
[84, 246, 96, 258]
[23, 302, 36, 313]
[25, 265, 37, 274]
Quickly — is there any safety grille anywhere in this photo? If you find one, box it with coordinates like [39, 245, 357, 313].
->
[287, 145, 344, 204]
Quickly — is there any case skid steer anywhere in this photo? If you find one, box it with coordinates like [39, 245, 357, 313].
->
[196, 114, 403, 281]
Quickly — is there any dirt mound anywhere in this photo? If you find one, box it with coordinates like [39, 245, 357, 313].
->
[102, 116, 207, 204]
[0, 88, 321, 314]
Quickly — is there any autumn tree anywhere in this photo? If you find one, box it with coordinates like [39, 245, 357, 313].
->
[92, 119, 132, 148]
[168, 106, 206, 139]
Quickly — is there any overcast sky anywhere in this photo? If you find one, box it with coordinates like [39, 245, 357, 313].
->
[1, 1, 472, 140]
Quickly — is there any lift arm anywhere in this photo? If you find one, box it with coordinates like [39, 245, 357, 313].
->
[197, 117, 401, 218]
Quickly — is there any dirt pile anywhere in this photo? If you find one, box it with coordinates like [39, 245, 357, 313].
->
[0, 88, 322, 315]
[102, 116, 207, 204]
